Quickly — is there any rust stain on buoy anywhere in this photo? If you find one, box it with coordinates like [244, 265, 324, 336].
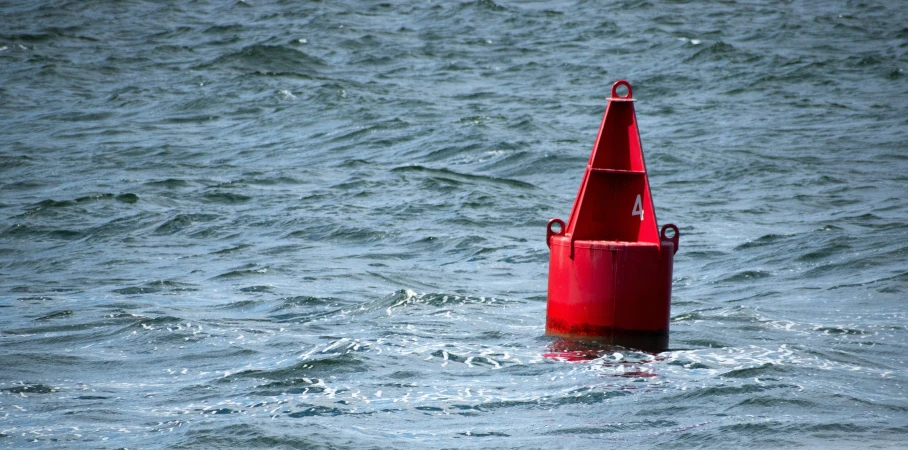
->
[546, 80, 679, 352]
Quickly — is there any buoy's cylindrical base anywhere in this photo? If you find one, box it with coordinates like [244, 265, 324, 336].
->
[545, 236, 674, 352]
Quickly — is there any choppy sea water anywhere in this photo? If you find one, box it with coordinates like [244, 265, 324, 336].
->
[1, 0, 907, 448]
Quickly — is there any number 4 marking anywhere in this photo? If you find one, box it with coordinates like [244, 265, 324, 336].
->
[632, 194, 644, 221]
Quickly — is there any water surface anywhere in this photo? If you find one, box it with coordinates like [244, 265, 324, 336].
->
[1, 0, 907, 447]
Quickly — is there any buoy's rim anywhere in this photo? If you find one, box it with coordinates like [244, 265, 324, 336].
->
[549, 236, 661, 249]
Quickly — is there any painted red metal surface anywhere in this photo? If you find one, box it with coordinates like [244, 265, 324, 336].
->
[545, 80, 679, 352]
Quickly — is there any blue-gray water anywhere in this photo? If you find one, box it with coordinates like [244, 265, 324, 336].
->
[2, 0, 907, 448]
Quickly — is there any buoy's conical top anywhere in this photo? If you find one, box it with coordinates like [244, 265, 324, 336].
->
[564, 80, 659, 247]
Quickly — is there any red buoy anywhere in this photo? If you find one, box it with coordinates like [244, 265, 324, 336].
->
[546, 80, 679, 352]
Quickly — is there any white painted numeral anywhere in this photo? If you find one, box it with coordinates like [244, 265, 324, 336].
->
[632, 194, 644, 221]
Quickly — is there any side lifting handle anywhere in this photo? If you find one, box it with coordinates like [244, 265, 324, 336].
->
[547, 218, 565, 249]
[661, 224, 680, 255]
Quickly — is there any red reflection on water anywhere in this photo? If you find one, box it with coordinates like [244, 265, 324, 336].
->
[543, 339, 664, 378]
[543, 339, 611, 362]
